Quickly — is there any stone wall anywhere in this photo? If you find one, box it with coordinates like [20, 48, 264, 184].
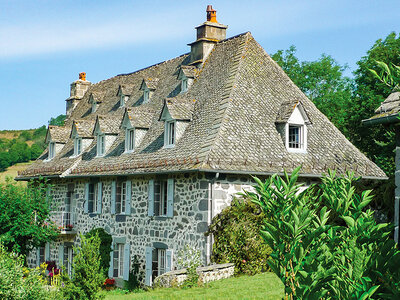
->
[154, 263, 235, 287]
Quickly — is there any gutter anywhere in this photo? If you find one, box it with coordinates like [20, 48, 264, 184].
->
[362, 114, 399, 126]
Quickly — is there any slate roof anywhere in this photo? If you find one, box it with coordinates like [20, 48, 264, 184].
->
[179, 65, 196, 78]
[363, 90, 400, 125]
[141, 78, 159, 90]
[125, 107, 155, 129]
[94, 115, 120, 135]
[19, 32, 386, 180]
[162, 97, 195, 121]
[72, 119, 96, 138]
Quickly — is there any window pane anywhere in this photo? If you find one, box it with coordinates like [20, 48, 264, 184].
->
[154, 181, 161, 216]
[116, 182, 122, 214]
[158, 249, 166, 275]
[288, 126, 302, 149]
[121, 182, 126, 213]
[119, 244, 124, 278]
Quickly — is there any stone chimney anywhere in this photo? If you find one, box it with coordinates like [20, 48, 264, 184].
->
[66, 72, 91, 117]
[188, 5, 228, 66]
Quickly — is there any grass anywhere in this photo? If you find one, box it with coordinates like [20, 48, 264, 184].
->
[104, 272, 284, 300]
[0, 161, 33, 185]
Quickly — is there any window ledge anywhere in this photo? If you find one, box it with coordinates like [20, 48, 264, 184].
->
[163, 144, 175, 149]
[123, 150, 134, 154]
[154, 216, 171, 220]
[287, 148, 307, 154]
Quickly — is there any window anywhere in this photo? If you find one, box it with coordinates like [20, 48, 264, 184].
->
[116, 181, 127, 214]
[154, 180, 168, 217]
[148, 179, 173, 218]
[165, 121, 175, 147]
[143, 89, 149, 103]
[88, 183, 98, 213]
[181, 78, 188, 92]
[125, 129, 135, 152]
[145, 246, 173, 286]
[39, 247, 45, 264]
[63, 191, 73, 228]
[48, 142, 55, 159]
[97, 134, 105, 156]
[113, 243, 124, 278]
[63, 246, 73, 276]
[92, 101, 97, 113]
[74, 137, 82, 156]
[288, 125, 303, 149]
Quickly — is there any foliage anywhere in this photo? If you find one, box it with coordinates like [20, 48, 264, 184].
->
[104, 272, 284, 300]
[369, 61, 400, 90]
[124, 255, 144, 291]
[85, 228, 112, 277]
[0, 180, 58, 258]
[206, 197, 271, 275]
[272, 45, 354, 135]
[62, 233, 105, 300]
[0, 243, 48, 300]
[243, 167, 400, 299]
[48, 114, 66, 126]
[176, 244, 202, 288]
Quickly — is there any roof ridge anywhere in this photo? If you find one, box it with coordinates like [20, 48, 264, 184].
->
[198, 33, 251, 166]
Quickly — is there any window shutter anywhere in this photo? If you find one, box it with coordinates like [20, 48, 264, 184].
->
[145, 247, 153, 286]
[84, 183, 89, 213]
[45, 243, 50, 261]
[97, 182, 102, 214]
[36, 248, 40, 267]
[111, 181, 116, 214]
[167, 178, 174, 218]
[108, 243, 114, 278]
[58, 245, 64, 268]
[126, 180, 132, 215]
[123, 243, 130, 281]
[166, 249, 173, 272]
[148, 180, 154, 217]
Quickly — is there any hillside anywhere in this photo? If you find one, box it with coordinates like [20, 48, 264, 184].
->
[0, 114, 66, 173]
[0, 161, 33, 184]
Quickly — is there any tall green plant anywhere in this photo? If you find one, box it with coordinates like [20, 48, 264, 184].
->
[85, 228, 112, 277]
[243, 167, 398, 299]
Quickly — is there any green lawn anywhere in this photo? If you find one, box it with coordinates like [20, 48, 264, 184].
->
[104, 272, 284, 300]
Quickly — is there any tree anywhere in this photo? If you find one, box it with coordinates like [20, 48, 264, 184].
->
[0, 181, 59, 258]
[272, 46, 354, 135]
[62, 234, 105, 300]
[48, 114, 66, 126]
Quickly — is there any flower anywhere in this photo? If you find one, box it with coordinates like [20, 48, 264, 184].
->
[242, 259, 246, 263]
[104, 278, 115, 286]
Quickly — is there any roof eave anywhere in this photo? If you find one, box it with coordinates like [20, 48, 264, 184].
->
[362, 114, 399, 126]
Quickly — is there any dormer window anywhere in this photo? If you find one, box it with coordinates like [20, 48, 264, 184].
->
[117, 86, 130, 108]
[165, 120, 175, 147]
[125, 129, 135, 152]
[74, 137, 82, 156]
[92, 102, 97, 113]
[284, 104, 309, 153]
[143, 87, 150, 104]
[288, 125, 304, 149]
[181, 78, 188, 93]
[97, 134, 105, 156]
[48, 142, 55, 159]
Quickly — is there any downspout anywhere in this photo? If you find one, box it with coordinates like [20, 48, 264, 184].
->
[395, 127, 400, 244]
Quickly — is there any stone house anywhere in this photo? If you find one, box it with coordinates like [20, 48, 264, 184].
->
[18, 6, 385, 286]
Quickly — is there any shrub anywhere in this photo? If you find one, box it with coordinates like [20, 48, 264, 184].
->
[244, 167, 400, 299]
[206, 197, 271, 275]
[177, 244, 202, 288]
[0, 243, 47, 300]
[62, 233, 105, 300]
[85, 228, 112, 277]
[124, 255, 144, 291]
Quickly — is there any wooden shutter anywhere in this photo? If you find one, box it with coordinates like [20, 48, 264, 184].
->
[166, 178, 174, 218]
[108, 243, 114, 278]
[166, 249, 173, 272]
[126, 180, 132, 215]
[145, 247, 153, 286]
[84, 183, 89, 213]
[96, 182, 102, 214]
[45, 243, 50, 261]
[123, 243, 131, 281]
[148, 180, 154, 217]
[58, 244, 64, 268]
[111, 181, 116, 214]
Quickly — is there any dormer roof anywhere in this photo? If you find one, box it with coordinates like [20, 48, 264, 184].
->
[88, 91, 102, 104]
[178, 66, 196, 79]
[121, 107, 155, 129]
[159, 97, 195, 121]
[71, 119, 96, 138]
[276, 100, 311, 125]
[93, 115, 120, 135]
[117, 85, 131, 96]
[45, 125, 70, 143]
[140, 78, 159, 91]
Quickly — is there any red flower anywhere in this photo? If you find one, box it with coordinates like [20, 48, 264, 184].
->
[242, 259, 246, 263]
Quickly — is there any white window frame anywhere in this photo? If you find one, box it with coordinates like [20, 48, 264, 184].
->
[97, 134, 105, 157]
[125, 128, 135, 152]
[63, 246, 73, 276]
[73, 137, 82, 156]
[154, 180, 168, 217]
[164, 120, 175, 148]
[113, 243, 124, 278]
[286, 123, 307, 153]
[116, 181, 127, 214]
[88, 183, 98, 213]
[48, 142, 55, 159]
[181, 78, 188, 93]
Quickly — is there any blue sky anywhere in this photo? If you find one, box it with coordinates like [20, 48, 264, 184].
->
[0, 0, 399, 130]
